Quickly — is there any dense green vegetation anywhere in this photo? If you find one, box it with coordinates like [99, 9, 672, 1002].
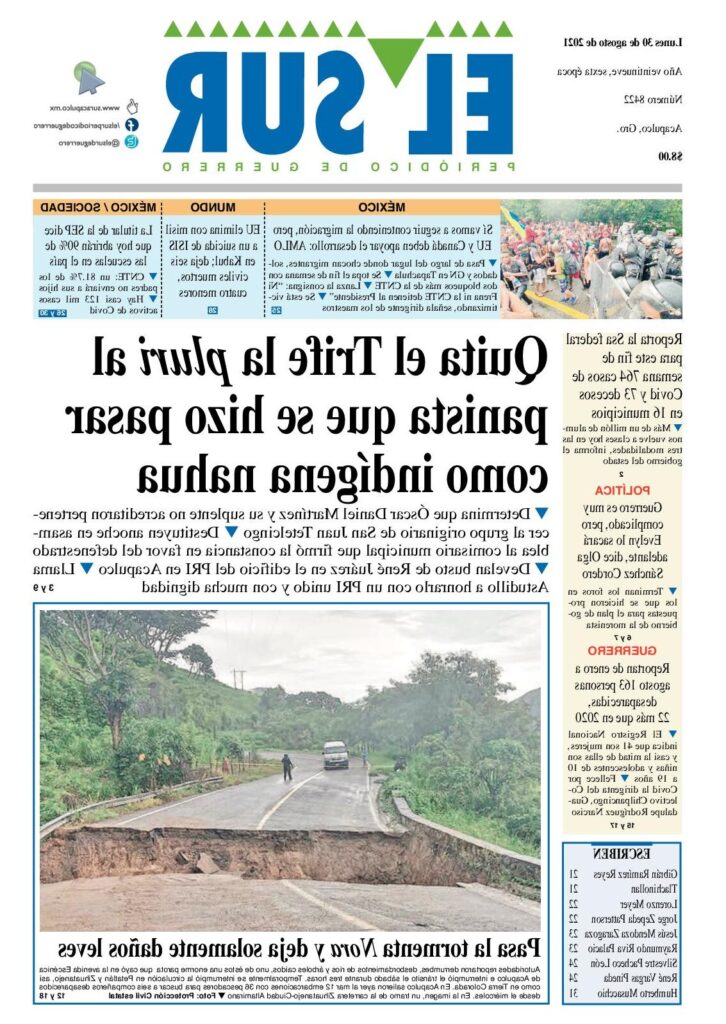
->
[40, 634, 262, 821]
[40, 612, 541, 855]
[363, 652, 541, 856]
[507, 199, 682, 234]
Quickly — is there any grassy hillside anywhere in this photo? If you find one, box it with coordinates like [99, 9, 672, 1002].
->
[40, 646, 266, 822]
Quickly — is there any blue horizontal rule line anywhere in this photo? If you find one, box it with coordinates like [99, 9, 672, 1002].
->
[590, 842, 654, 847]
[33, 600, 550, 607]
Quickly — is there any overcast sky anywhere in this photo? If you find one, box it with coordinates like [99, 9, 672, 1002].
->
[199, 606, 545, 702]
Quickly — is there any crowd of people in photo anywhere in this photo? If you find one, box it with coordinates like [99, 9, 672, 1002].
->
[500, 215, 683, 319]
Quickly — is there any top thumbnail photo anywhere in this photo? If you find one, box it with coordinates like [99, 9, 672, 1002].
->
[500, 199, 682, 321]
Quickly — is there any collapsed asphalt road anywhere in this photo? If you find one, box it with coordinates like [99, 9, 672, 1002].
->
[40, 751, 541, 932]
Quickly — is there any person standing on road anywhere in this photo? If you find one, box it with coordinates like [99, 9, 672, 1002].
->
[530, 245, 548, 296]
[597, 231, 613, 261]
[582, 244, 598, 290]
[553, 244, 576, 304]
[281, 753, 294, 782]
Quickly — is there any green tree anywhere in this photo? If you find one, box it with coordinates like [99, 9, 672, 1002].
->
[476, 738, 532, 809]
[179, 643, 214, 677]
[41, 611, 139, 749]
[114, 719, 196, 793]
[360, 650, 513, 752]
[122, 610, 216, 661]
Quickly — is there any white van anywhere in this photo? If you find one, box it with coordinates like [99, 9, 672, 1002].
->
[323, 741, 349, 769]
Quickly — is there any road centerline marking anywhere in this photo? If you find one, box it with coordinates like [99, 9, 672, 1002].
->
[118, 789, 223, 826]
[281, 880, 376, 930]
[255, 771, 323, 830]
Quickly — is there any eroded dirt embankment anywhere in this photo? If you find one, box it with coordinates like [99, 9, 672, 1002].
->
[41, 828, 403, 885]
[40, 826, 535, 895]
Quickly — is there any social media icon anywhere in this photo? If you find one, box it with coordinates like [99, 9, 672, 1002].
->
[75, 62, 105, 96]
[124, 134, 139, 149]
[125, 118, 139, 131]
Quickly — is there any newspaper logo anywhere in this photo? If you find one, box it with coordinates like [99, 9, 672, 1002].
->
[162, 20, 514, 157]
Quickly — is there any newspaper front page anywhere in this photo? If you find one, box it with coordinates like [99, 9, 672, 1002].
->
[6, 0, 720, 1018]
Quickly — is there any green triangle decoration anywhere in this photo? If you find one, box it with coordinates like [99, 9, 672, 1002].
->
[163, 18, 500, 43]
[162, 17, 501, 44]
[368, 38, 425, 87]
